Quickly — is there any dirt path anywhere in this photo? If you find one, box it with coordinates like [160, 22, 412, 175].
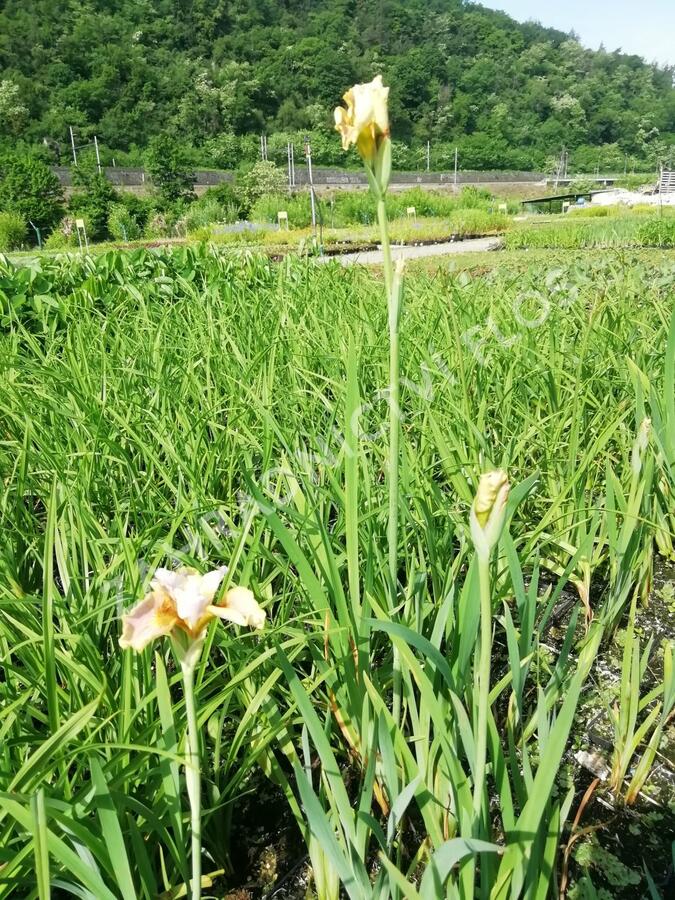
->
[319, 235, 502, 265]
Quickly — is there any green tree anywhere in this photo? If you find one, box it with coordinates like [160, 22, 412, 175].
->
[236, 161, 287, 215]
[0, 154, 65, 234]
[0, 80, 27, 137]
[146, 136, 195, 204]
[0, 0, 673, 170]
[204, 133, 240, 169]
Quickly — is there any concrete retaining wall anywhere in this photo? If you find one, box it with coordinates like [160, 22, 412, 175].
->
[53, 165, 546, 191]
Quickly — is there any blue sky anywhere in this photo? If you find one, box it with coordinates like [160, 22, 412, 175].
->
[480, 1, 675, 67]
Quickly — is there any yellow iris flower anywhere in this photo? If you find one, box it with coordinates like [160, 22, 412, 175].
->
[334, 75, 390, 164]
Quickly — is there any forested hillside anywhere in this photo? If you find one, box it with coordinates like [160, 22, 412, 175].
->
[1, 0, 674, 170]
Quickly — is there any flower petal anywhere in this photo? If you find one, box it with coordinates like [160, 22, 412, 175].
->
[151, 567, 183, 592]
[334, 107, 357, 151]
[173, 571, 213, 630]
[119, 590, 178, 652]
[149, 566, 229, 632]
[210, 585, 266, 630]
[199, 566, 228, 601]
[209, 604, 248, 627]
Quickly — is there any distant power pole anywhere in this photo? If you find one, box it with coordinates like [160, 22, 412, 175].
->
[285, 141, 296, 187]
[260, 134, 268, 161]
[454, 147, 458, 187]
[553, 146, 567, 189]
[68, 127, 103, 172]
[426, 140, 430, 172]
[69, 126, 78, 165]
[305, 136, 317, 235]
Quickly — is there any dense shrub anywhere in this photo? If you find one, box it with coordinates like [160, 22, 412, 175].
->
[329, 191, 377, 226]
[43, 227, 74, 250]
[235, 162, 287, 214]
[250, 194, 312, 228]
[636, 218, 675, 248]
[567, 178, 597, 194]
[108, 204, 142, 241]
[145, 213, 171, 238]
[144, 205, 192, 238]
[248, 186, 502, 229]
[199, 183, 243, 223]
[203, 133, 240, 169]
[184, 198, 236, 233]
[0, 154, 64, 235]
[201, 182, 240, 208]
[0, 211, 27, 250]
[115, 194, 155, 234]
[615, 174, 658, 191]
[69, 158, 121, 241]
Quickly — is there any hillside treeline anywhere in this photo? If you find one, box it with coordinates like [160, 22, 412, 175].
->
[0, 0, 673, 171]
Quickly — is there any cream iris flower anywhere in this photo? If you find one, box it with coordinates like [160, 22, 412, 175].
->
[470, 470, 510, 558]
[334, 75, 390, 163]
[120, 566, 266, 652]
[473, 470, 509, 529]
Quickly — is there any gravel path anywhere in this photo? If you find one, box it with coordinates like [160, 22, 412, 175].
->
[319, 235, 502, 265]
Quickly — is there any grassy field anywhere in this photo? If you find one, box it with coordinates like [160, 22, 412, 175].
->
[1, 245, 674, 898]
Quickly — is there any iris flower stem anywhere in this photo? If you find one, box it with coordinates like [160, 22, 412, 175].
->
[377, 195, 401, 727]
[377, 197, 394, 298]
[182, 660, 202, 900]
[473, 553, 492, 824]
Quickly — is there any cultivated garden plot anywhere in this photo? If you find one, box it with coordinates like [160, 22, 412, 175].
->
[0, 79, 674, 899]
[1, 244, 673, 897]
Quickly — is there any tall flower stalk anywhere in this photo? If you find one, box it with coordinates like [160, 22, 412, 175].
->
[469, 471, 510, 820]
[120, 567, 266, 899]
[181, 657, 202, 900]
[334, 76, 404, 722]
